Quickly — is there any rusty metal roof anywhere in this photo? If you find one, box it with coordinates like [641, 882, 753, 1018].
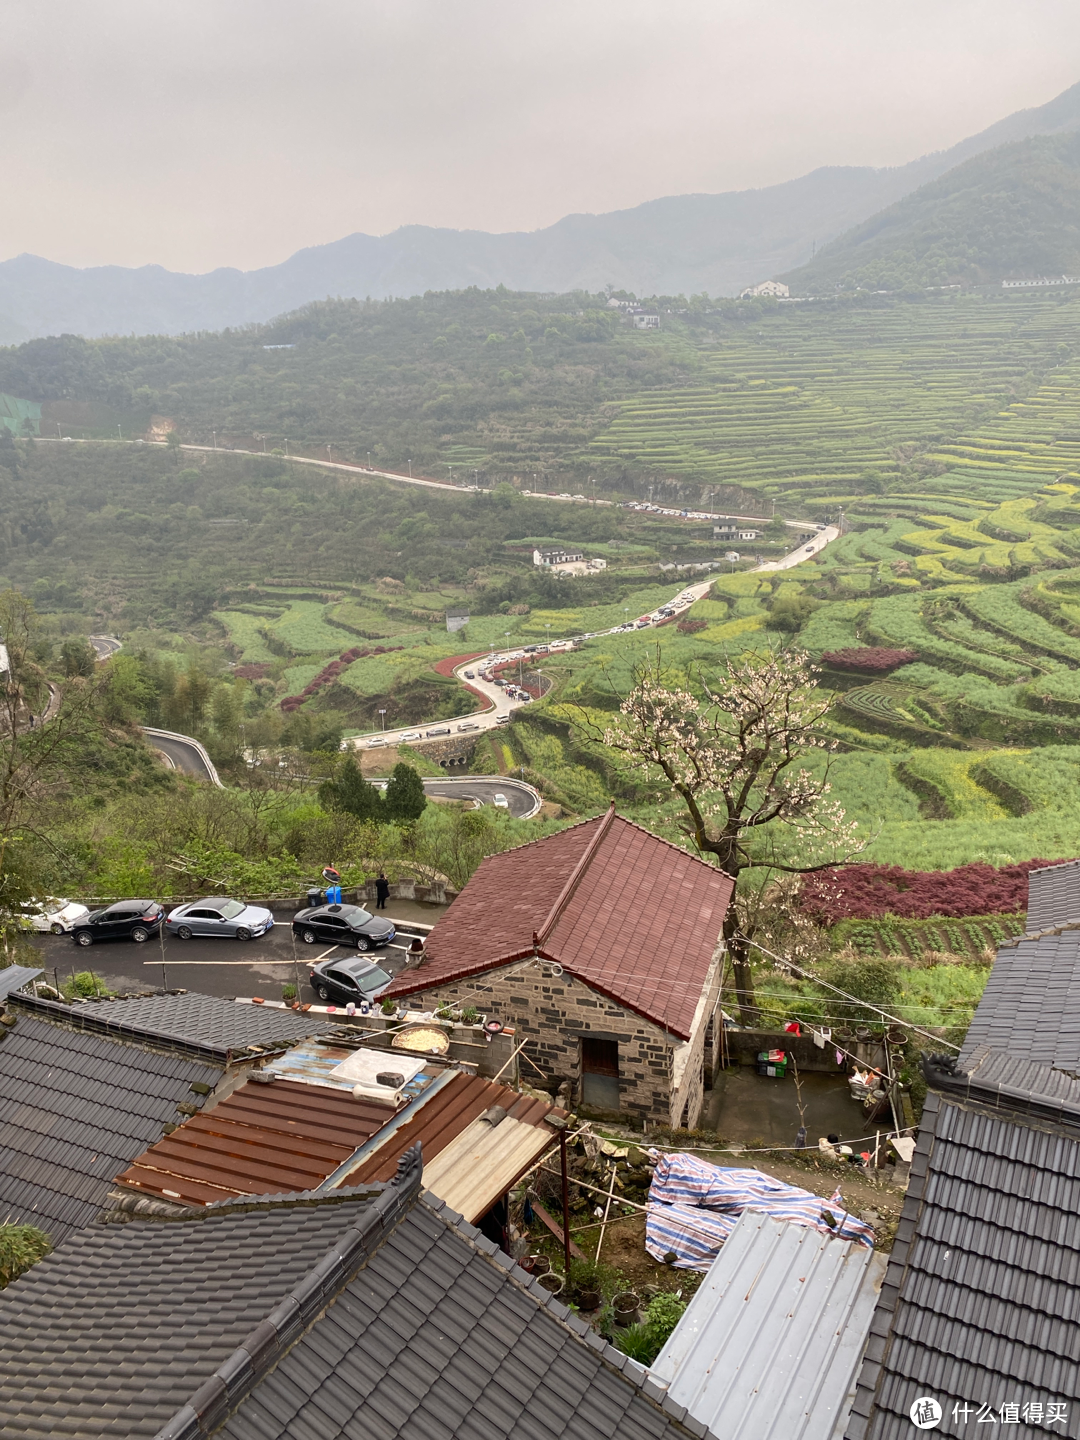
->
[114, 1077, 403, 1207]
[335, 1070, 561, 1190]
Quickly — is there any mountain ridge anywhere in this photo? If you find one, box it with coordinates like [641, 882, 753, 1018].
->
[3, 80, 1080, 341]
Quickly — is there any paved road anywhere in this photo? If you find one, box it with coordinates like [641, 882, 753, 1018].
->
[378, 775, 541, 819]
[142, 727, 223, 786]
[27, 906, 434, 1003]
[752, 524, 839, 572]
[88, 635, 122, 661]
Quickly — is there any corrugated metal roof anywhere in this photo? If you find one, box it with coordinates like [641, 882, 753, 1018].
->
[114, 1077, 404, 1206]
[420, 1112, 556, 1222]
[651, 1211, 887, 1440]
[335, 1070, 561, 1188]
[263, 1038, 434, 1101]
[0, 965, 42, 1001]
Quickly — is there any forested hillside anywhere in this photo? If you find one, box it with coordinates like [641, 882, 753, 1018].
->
[784, 131, 1080, 294]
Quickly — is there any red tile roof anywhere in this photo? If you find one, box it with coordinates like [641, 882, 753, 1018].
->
[387, 807, 732, 1039]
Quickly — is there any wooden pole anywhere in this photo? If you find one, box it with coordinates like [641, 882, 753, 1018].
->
[595, 1161, 618, 1262]
[559, 1128, 571, 1278]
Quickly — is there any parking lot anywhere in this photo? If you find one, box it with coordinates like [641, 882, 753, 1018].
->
[27, 900, 445, 1003]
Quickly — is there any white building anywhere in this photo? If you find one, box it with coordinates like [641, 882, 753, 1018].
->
[633, 313, 660, 329]
[533, 547, 607, 576]
[714, 522, 762, 542]
[739, 280, 790, 299]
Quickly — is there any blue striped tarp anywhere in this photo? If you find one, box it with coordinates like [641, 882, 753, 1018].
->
[645, 1152, 875, 1269]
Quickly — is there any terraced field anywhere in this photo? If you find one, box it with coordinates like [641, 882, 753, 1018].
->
[589, 293, 1080, 506]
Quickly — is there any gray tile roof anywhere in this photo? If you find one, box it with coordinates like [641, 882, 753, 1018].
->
[958, 929, 1080, 1069]
[846, 1075, 1080, 1440]
[1025, 858, 1080, 933]
[0, 1189, 386, 1440]
[0, 1148, 705, 1440]
[214, 1191, 703, 1440]
[0, 1013, 222, 1245]
[12, 991, 318, 1064]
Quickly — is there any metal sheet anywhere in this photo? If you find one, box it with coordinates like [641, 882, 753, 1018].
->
[336, 1072, 562, 1188]
[0, 966, 43, 1001]
[114, 1077, 398, 1206]
[420, 1115, 555, 1223]
[650, 1211, 887, 1440]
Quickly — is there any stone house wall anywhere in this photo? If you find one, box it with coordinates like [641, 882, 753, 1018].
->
[397, 954, 721, 1129]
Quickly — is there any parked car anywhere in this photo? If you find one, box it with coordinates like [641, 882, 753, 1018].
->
[425, 726, 451, 737]
[457, 721, 480, 732]
[399, 731, 422, 742]
[366, 737, 389, 748]
[463, 670, 476, 679]
[805, 545, 814, 553]
[493, 793, 510, 809]
[72, 900, 165, 947]
[308, 956, 394, 1005]
[495, 715, 512, 725]
[166, 898, 274, 941]
[292, 902, 396, 951]
[20, 898, 90, 935]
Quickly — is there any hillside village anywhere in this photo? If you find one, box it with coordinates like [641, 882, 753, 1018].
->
[8, 41, 1080, 1440]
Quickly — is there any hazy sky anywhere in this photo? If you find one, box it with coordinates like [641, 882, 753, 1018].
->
[5, 0, 1080, 274]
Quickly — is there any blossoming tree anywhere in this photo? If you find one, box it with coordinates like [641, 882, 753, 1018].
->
[577, 647, 862, 1021]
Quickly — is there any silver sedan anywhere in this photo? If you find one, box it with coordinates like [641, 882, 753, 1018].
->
[165, 897, 274, 941]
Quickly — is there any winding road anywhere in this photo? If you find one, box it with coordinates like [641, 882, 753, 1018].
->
[74, 444, 839, 781]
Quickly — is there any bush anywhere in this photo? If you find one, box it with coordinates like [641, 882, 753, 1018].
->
[821, 647, 918, 673]
[613, 1292, 688, 1365]
[801, 859, 1057, 924]
[0, 1224, 51, 1288]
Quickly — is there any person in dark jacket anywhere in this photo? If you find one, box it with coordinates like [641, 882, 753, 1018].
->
[375, 873, 390, 909]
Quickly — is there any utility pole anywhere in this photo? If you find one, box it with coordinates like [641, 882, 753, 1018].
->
[117, 424, 122, 440]
[378, 709, 387, 731]
[56, 423, 61, 439]
[212, 430, 217, 450]
[284, 437, 289, 456]
[408, 459, 412, 477]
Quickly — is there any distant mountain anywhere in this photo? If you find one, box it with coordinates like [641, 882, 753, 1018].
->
[3, 81, 1080, 342]
[782, 130, 1080, 294]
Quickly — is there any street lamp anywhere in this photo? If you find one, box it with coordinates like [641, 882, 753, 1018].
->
[408, 459, 412, 477]
[117, 424, 122, 440]
[367, 451, 372, 470]
[327, 444, 333, 462]
[378, 709, 387, 731]
[212, 430, 217, 450]
[448, 464, 454, 484]
[56, 423, 61, 439]
[284, 437, 289, 456]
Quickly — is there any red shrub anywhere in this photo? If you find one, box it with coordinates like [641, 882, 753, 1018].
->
[800, 859, 1064, 925]
[820, 647, 918, 673]
[279, 644, 403, 710]
[677, 618, 707, 634]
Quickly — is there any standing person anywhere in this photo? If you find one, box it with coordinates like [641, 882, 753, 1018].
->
[375, 872, 390, 910]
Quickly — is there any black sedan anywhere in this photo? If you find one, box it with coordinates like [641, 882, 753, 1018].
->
[308, 956, 394, 1005]
[72, 900, 165, 947]
[292, 902, 396, 952]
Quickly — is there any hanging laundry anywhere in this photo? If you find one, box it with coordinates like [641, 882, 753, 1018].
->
[812, 1029, 826, 1049]
[784, 1021, 801, 1035]
[836, 1049, 844, 1067]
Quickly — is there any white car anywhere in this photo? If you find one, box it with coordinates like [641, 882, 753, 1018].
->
[493, 794, 510, 808]
[22, 898, 90, 935]
[399, 731, 422, 742]
[457, 722, 480, 732]
[366, 737, 389, 748]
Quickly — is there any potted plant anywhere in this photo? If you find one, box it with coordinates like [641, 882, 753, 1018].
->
[381, 999, 397, 1016]
[613, 1290, 641, 1328]
[568, 1257, 606, 1313]
[281, 983, 297, 1007]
